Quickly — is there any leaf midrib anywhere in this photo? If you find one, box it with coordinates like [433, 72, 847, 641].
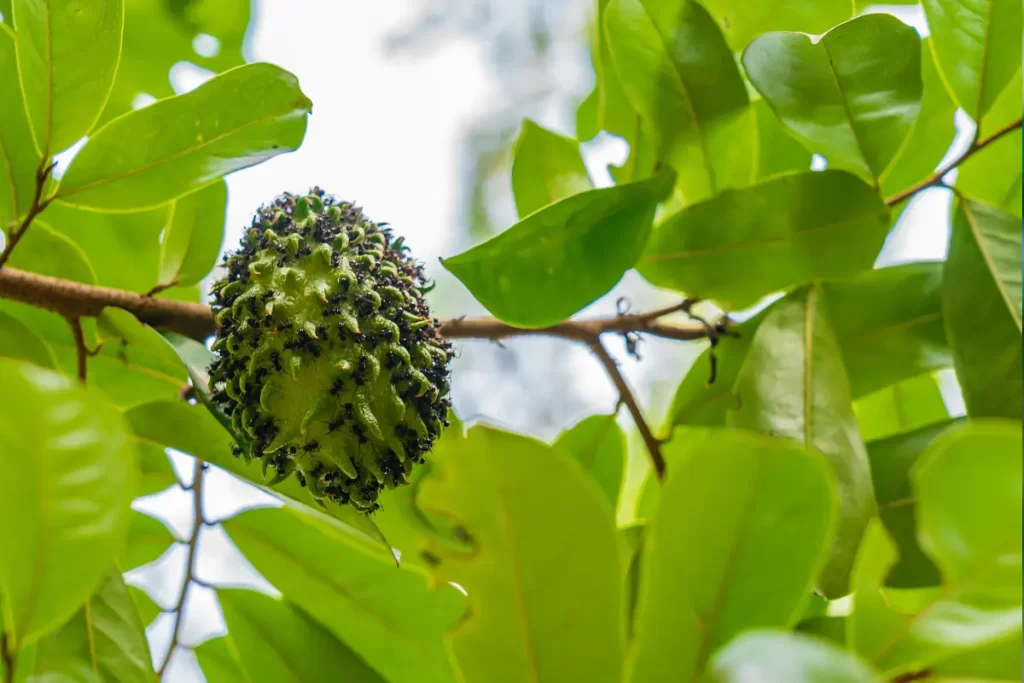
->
[961, 200, 1022, 332]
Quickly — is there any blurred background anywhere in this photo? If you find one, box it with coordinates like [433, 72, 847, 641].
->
[26, 1, 969, 679]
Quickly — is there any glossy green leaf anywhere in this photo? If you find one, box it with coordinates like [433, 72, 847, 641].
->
[823, 262, 949, 399]
[866, 420, 960, 588]
[943, 199, 1022, 418]
[628, 428, 836, 682]
[728, 285, 876, 597]
[638, 171, 890, 310]
[216, 590, 385, 683]
[417, 426, 624, 683]
[56, 62, 312, 211]
[120, 511, 176, 570]
[854, 373, 949, 443]
[743, 14, 922, 184]
[156, 179, 227, 289]
[223, 506, 465, 683]
[553, 413, 625, 512]
[511, 119, 593, 218]
[13, 0, 123, 155]
[97, 0, 251, 125]
[0, 24, 39, 227]
[751, 98, 813, 181]
[880, 40, 958, 200]
[0, 309, 56, 368]
[441, 171, 673, 327]
[851, 421, 1022, 675]
[0, 359, 138, 646]
[923, 0, 1022, 121]
[702, 630, 882, 683]
[195, 634, 247, 683]
[122, 400, 393, 556]
[957, 71, 1023, 217]
[604, 0, 751, 203]
[25, 568, 155, 683]
[700, 1, 852, 51]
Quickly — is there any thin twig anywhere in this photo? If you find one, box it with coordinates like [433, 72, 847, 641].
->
[2, 633, 14, 683]
[157, 459, 206, 678]
[589, 337, 665, 479]
[885, 117, 1023, 207]
[67, 316, 88, 383]
[0, 159, 56, 270]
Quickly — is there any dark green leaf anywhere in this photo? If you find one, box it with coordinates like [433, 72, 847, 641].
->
[25, 568, 156, 683]
[223, 506, 465, 683]
[13, 0, 123, 154]
[216, 590, 385, 683]
[700, 0, 853, 51]
[0, 359, 138, 646]
[879, 40, 957, 199]
[743, 14, 922, 184]
[923, 0, 1022, 121]
[417, 425, 624, 683]
[866, 419, 961, 588]
[137, 442, 178, 497]
[511, 119, 593, 218]
[851, 421, 1022, 675]
[122, 400, 393, 556]
[702, 631, 882, 683]
[628, 428, 836, 681]
[728, 285, 876, 597]
[0, 24, 40, 227]
[120, 511, 176, 571]
[638, 170, 890, 310]
[796, 615, 847, 646]
[0, 310, 57, 368]
[751, 98, 813, 181]
[157, 179, 228, 289]
[552, 413, 625, 512]
[441, 171, 673, 327]
[604, 0, 752, 202]
[56, 63, 312, 211]
[853, 374, 949, 443]
[943, 199, 1022, 418]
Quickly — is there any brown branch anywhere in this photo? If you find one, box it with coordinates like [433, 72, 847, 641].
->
[67, 316, 88, 383]
[158, 459, 206, 678]
[885, 117, 1023, 207]
[0, 266, 713, 344]
[589, 338, 665, 479]
[0, 159, 56, 270]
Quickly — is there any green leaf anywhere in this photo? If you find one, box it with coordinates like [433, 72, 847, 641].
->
[638, 170, 890, 310]
[853, 374, 949, 443]
[511, 119, 593, 218]
[216, 589, 385, 683]
[12, 0, 123, 155]
[122, 400, 393, 556]
[25, 568, 155, 683]
[628, 428, 836, 682]
[127, 585, 161, 628]
[823, 263, 949, 399]
[943, 199, 1022, 418]
[137, 442, 177, 497]
[195, 635, 247, 683]
[576, 0, 636, 143]
[866, 420, 960, 588]
[120, 511, 176, 571]
[851, 421, 1023, 675]
[957, 71, 1023, 217]
[699, 0, 853, 51]
[417, 425, 625, 683]
[223, 506, 464, 683]
[441, 171, 673, 328]
[56, 62, 312, 211]
[156, 179, 227, 289]
[751, 98, 813, 181]
[728, 285, 876, 597]
[742, 14, 922, 185]
[923, 0, 1022, 121]
[0, 359, 138, 647]
[97, 0, 251, 125]
[930, 630, 1023, 681]
[879, 40, 958, 199]
[701, 630, 882, 683]
[0, 24, 40, 227]
[604, 0, 752, 203]
[0, 309, 57, 368]
[552, 413, 625, 512]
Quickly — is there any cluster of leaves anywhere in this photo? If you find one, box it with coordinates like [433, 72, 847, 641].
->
[0, 1, 1020, 683]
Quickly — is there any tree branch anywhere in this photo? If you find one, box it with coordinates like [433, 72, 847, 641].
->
[158, 459, 206, 678]
[67, 316, 88, 383]
[0, 159, 55, 270]
[885, 117, 1023, 207]
[0, 266, 715, 344]
[2, 633, 14, 683]
[589, 338, 666, 479]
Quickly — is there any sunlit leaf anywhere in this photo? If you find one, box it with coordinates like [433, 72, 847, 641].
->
[0, 24, 40, 227]
[0, 309, 57, 368]
[957, 71, 1023, 217]
[156, 179, 227, 290]
[853, 374, 949, 443]
[511, 119, 593, 218]
[553, 413, 625, 512]
[702, 630, 882, 683]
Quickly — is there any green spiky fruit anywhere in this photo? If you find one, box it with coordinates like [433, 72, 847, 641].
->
[208, 188, 452, 512]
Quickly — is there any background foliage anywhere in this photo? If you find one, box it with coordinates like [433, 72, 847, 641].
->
[0, 1, 1021, 682]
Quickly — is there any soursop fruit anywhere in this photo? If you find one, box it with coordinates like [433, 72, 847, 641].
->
[208, 188, 452, 512]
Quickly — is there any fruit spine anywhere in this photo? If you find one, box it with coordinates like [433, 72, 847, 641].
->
[208, 188, 452, 511]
